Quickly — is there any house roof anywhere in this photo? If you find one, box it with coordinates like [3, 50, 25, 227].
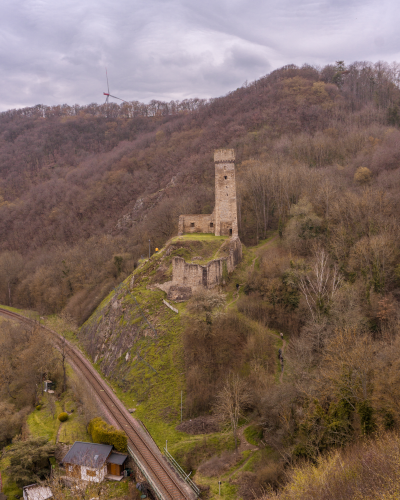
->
[23, 484, 53, 500]
[63, 442, 112, 468]
[107, 452, 128, 465]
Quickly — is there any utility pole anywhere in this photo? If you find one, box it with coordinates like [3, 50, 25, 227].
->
[148, 239, 151, 259]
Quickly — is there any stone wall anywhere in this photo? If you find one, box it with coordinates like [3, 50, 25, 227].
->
[178, 213, 215, 236]
[157, 237, 243, 301]
[171, 256, 224, 289]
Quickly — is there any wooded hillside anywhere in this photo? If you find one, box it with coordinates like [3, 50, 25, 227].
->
[2, 60, 400, 323]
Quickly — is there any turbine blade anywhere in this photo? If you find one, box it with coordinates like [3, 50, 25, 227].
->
[109, 94, 128, 104]
[106, 67, 110, 94]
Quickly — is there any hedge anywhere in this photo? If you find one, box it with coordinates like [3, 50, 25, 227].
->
[88, 417, 128, 453]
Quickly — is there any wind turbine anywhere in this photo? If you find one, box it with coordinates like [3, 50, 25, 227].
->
[103, 68, 128, 104]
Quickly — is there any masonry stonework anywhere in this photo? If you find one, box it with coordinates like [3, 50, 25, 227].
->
[156, 236, 242, 301]
[178, 149, 238, 237]
[157, 149, 242, 301]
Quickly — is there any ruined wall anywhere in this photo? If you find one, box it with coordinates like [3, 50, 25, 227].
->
[171, 257, 224, 289]
[178, 213, 215, 236]
[160, 237, 243, 301]
[226, 236, 242, 272]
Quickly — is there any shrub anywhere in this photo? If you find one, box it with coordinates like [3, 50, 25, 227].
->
[354, 166, 372, 184]
[88, 417, 127, 453]
[58, 412, 68, 422]
[36, 405, 42, 411]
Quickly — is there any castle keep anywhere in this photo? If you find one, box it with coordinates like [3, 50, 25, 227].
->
[158, 149, 242, 301]
[178, 149, 238, 237]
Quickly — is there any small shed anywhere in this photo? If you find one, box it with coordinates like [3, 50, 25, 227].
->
[107, 452, 128, 477]
[23, 484, 53, 500]
[43, 380, 54, 394]
[63, 442, 128, 482]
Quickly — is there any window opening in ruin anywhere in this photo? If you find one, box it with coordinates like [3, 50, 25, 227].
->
[224, 176, 227, 179]
[229, 228, 232, 235]
[190, 222, 195, 227]
[210, 222, 214, 227]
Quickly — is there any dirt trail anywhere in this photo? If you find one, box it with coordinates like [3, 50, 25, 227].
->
[227, 426, 258, 480]
[237, 425, 258, 454]
[56, 422, 62, 443]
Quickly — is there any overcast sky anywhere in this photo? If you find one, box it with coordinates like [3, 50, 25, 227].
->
[1, 0, 400, 111]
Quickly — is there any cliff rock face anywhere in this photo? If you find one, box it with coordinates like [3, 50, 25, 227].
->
[80, 285, 157, 378]
[78, 234, 242, 416]
[78, 250, 184, 407]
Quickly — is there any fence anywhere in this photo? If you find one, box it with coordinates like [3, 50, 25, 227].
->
[163, 448, 200, 497]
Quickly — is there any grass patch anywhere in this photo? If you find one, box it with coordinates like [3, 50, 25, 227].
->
[242, 450, 263, 472]
[105, 480, 129, 498]
[27, 391, 89, 445]
[244, 425, 263, 446]
[57, 412, 90, 444]
[27, 394, 60, 442]
[171, 233, 228, 242]
[0, 303, 40, 321]
[195, 471, 238, 499]
[168, 433, 237, 473]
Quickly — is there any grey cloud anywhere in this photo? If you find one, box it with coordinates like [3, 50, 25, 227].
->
[1, 0, 400, 111]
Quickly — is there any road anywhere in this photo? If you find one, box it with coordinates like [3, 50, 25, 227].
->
[0, 307, 197, 500]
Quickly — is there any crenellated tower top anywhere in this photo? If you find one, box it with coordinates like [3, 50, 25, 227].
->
[214, 149, 235, 163]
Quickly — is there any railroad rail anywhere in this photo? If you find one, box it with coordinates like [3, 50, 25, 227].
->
[0, 307, 197, 500]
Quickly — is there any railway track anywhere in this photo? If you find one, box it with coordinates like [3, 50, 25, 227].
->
[0, 308, 197, 500]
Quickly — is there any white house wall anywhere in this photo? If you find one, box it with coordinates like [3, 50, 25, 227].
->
[81, 465, 106, 482]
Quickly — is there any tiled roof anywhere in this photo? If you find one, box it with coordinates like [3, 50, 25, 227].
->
[63, 442, 112, 468]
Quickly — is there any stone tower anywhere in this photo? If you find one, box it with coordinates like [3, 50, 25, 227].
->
[213, 149, 238, 237]
[178, 149, 238, 237]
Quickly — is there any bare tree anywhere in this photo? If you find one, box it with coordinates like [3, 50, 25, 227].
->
[213, 373, 249, 451]
[288, 248, 343, 322]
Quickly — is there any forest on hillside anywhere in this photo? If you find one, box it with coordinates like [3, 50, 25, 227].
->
[2, 60, 400, 324]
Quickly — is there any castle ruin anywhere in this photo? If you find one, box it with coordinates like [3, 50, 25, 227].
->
[158, 149, 242, 301]
[178, 149, 238, 237]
